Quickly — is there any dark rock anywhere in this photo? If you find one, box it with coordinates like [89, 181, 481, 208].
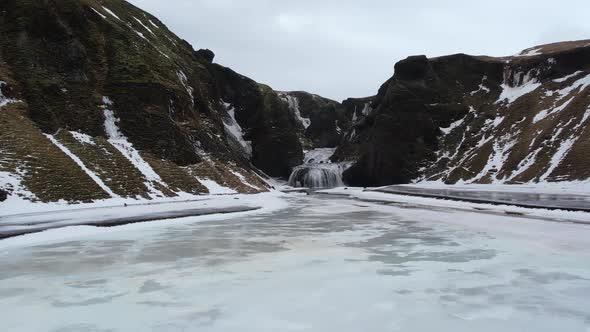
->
[339, 54, 501, 186]
[210, 64, 303, 177]
[196, 49, 215, 63]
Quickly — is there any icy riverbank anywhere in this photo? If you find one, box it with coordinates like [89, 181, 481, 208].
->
[0, 192, 288, 243]
[319, 186, 590, 225]
[1, 194, 589, 331]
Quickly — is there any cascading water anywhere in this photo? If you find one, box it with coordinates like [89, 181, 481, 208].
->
[288, 148, 346, 189]
[288, 164, 345, 188]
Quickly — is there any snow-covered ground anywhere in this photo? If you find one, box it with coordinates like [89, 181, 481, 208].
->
[409, 181, 590, 196]
[319, 186, 590, 225]
[0, 192, 285, 239]
[1, 193, 589, 331]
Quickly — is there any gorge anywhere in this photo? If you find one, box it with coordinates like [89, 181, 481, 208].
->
[1, 0, 590, 200]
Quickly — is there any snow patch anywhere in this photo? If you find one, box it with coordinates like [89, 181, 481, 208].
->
[177, 71, 194, 106]
[45, 134, 118, 198]
[440, 117, 465, 135]
[553, 71, 583, 83]
[470, 76, 491, 95]
[508, 146, 543, 181]
[533, 96, 575, 123]
[229, 170, 260, 191]
[484, 116, 505, 129]
[197, 178, 237, 195]
[148, 19, 159, 29]
[134, 30, 147, 40]
[281, 93, 311, 129]
[304, 148, 336, 164]
[497, 70, 541, 104]
[554, 72, 590, 100]
[470, 133, 517, 183]
[0, 81, 19, 108]
[133, 16, 155, 35]
[516, 47, 542, 57]
[539, 138, 577, 181]
[70, 131, 96, 146]
[361, 102, 372, 116]
[222, 102, 252, 158]
[91, 8, 107, 20]
[0, 168, 36, 205]
[101, 6, 121, 21]
[102, 97, 168, 197]
[573, 107, 590, 131]
[156, 48, 170, 59]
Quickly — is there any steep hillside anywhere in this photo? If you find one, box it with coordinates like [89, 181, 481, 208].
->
[1, 0, 341, 203]
[336, 40, 590, 186]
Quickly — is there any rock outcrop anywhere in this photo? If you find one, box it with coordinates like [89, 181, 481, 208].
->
[336, 40, 590, 186]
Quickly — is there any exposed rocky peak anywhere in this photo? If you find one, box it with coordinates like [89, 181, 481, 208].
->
[338, 40, 590, 186]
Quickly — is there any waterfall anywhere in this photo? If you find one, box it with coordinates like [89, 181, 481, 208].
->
[288, 162, 347, 189]
[288, 148, 347, 189]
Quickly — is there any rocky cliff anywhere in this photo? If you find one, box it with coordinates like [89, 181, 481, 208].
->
[336, 40, 590, 186]
[0, 0, 342, 203]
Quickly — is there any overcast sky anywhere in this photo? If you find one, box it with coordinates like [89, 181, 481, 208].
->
[128, 0, 590, 101]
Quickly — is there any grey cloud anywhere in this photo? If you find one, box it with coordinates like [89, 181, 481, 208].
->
[128, 0, 590, 101]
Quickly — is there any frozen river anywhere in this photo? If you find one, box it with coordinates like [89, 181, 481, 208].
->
[1, 194, 590, 331]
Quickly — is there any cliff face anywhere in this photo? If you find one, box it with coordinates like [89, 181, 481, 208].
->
[0, 0, 319, 202]
[336, 40, 590, 186]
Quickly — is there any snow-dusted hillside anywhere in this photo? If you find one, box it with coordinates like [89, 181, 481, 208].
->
[337, 39, 590, 186]
[0, 0, 280, 205]
[423, 41, 590, 184]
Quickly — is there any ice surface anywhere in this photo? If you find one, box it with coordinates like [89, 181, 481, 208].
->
[0, 192, 279, 237]
[1, 194, 589, 332]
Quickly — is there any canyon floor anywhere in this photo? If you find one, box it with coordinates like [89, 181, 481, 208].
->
[1, 189, 589, 331]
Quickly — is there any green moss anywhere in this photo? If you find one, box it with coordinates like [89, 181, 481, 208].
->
[54, 130, 151, 198]
[0, 105, 110, 202]
[187, 160, 268, 194]
[141, 152, 209, 195]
